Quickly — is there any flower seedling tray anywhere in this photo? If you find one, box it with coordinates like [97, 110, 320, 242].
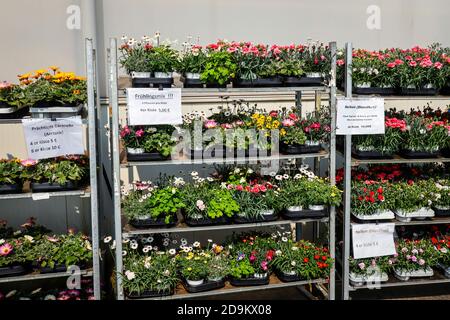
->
[293, 76, 324, 86]
[275, 271, 305, 283]
[126, 152, 170, 162]
[30, 104, 83, 119]
[182, 78, 204, 88]
[126, 289, 174, 299]
[38, 264, 68, 274]
[281, 143, 322, 155]
[351, 148, 393, 160]
[182, 279, 226, 293]
[282, 76, 310, 87]
[394, 208, 435, 222]
[233, 212, 278, 224]
[0, 265, 27, 278]
[399, 149, 439, 159]
[352, 210, 395, 221]
[0, 183, 22, 194]
[30, 181, 79, 193]
[432, 206, 450, 217]
[349, 271, 389, 287]
[229, 275, 270, 287]
[184, 216, 230, 227]
[282, 208, 328, 220]
[394, 267, 434, 281]
[398, 87, 437, 96]
[233, 77, 283, 88]
[129, 216, 178, 229]
[352, 87, 396, 95]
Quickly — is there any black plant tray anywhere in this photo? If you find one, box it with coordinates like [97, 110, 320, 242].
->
[281, 143, 322, 154]
[0, 265, 27, 278]
[398, 87, 437, 96]
[126, 289, 174, 299]
[399, 149, 439, 159]
[0, 183, 22, 194]
[440, 86, 450, 95]
[38, 264, 67, 274]
[127, 152, 170, 162]
[352, 87, 396, 95]
[283, 77, 305, 87]
[184, 215, 230, 226]
[205, 83, 227, 88]
[282, 208, 328, 220]
[233, 213, 278, 224]
[182, 78, 204, 88]
[0, 106, 29, 119]
[275, 270, 305, 282]
[132, 77, 173, 88]
[233, 77, 283, 88]
[293, 76, 324, 86]
[182, 279, 225, 293]
[441, 148, 450, 158]
[352, 148, 394, 160]
[30, 181, 78, 193]
[432, 206, 450, 217]
[229, 276, 270, 286]
[129, 215, 178, 229]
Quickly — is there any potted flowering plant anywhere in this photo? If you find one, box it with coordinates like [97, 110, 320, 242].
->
[148, 45, 179, 88]
[0, 158, 24, 194]
[351, 181, 395, 220]
[179, 43, 207, 88]
[279, 113, 309, 154]
[391, 180, 435, 222]
[120, 241, 178, 298]
[431, 232, 450, 276]
[431, 179, 450, 216]
[181, 176, 239, 226]
[122, 181, 184, 228]
[201, 46, 237, 88]
[349, 256, 393, 286]
[20, 68, 87, 118]
[300, 178, 342, 211]
[300, 112, 330, 150]
[393, 239, 438, 281]
[119, 36, 154, 87]
[0, 82, 27, 118]
[299, 41, 331, 84]
[205, 243, 230, 283]
[120, 125, 146, 155]
[177, 246, 209, 287]
[276, 46, 305, 86]
[0, 236, 35, 277]
[23, 156, 88, 192]
[272, 238, 332, 282]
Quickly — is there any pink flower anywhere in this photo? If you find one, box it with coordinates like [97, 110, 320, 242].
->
[337, 59, 345, 66]
[259, 185, 267, 192]
[120, 125, 131, 138]
[434, 62, 443, 69]
[409, 61, 417, 67]
[282, 119, 295, 127]
[269, 111, 278, 117]
[233, 120, 244, 127]
[387, 62, 396, 68]
[0, 243, 13, 256]
[196, 200, 206, 211]
[235, 185, 244, 191]
[135, 129, 144, 138]
[221, 123, 233, 129]
[411, 256, 417, 262]
[358, 262, 365, 270]
[20, 159, 38, 167]
[418, 259, 425, 266]
[0, 81, 12, 89]
[261, 260, 268, 271]
[204, 120, 218, 129]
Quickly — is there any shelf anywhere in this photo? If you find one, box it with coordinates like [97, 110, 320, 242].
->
[0, 187, 91, 200]
[349, 270, 450, 291]
[123, 216, 329, 237]
[351, 155, 450, 166]
[133, 275, 327, 300]
[0, 269, 93, 284]
[121, 150, 329, 167]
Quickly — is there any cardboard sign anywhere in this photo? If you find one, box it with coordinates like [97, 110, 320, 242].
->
[127, 88, 182, 125]
[336, 98, 385, 135]
[22, 117, 84, 160]
[352, 223, 396, 259]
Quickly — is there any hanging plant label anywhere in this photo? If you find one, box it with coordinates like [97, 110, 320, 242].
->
[336, 98, 385, 135]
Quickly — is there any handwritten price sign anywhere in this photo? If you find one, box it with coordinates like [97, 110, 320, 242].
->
[352, 223, 396, 259]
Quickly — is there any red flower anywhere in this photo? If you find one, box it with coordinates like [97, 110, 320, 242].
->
[303, 257, 309, 263]
[321, 256, 328, 261]
[378, 194, 385, 201]
[314, 255, 320, 260]
[377, 187, 383, 194]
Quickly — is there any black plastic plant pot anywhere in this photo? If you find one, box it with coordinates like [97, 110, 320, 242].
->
[182, 279, 225, 293]
[148, 77, 174, 89]
[182, 78, 204, 88]
[0, 106, 30, 119]
[30, 181, 79, 193]
[399, 149, 439, 159]
[205, 83, 228, 89]
[127, 152, 171, 162]
[398, 87, 437, 96]
[0, 265, 27, 278]
[441, 86, 450, 95]
[126, 288, 174, 299]
[33, 101, 77, 108]
[432, 206, 450, 217]
[129, 215, 178, 229]
[0, 183, 22, 194]
[233, 77, 283, 88]
[352, 87, 396, 95]
[233, 212, 278, 224]
[184, 215, 230, 227]
[282, 76, 305, 87]
[282, 208, 328, 220]
[280, 143, 322, 155]
[131, 78, 152, 88]
[275, 270, 305, 283]
[351, 148, 394, 160]
[294, 76, 324, 86]
[229, 275, 270, 286]
[38, 264, 68, 274]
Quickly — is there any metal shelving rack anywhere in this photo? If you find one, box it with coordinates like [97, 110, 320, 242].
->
[108, 38, 338, 300]
[0, 39, 101, 300]
[340, 42, 450, 300]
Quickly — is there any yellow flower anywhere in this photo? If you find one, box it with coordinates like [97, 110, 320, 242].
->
[49, 66, 59, 72]
[35, 69, 46, 76]
[187, 267, 192, 271]
[18, 73, 31, 80]
[73, 89, 81, 95]
[280, 128, 286, 136]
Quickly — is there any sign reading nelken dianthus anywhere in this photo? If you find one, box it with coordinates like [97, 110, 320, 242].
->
[336, 97, 385, 135]
[127, 88, 182, 126]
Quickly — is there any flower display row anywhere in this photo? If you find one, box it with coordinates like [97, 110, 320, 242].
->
[352, 107, 450, 159]
[337, 45, 450, 95]
[0, 218, 92, 277]
[0, 156, 89, 194]
[106, 232, 332, 298]
[349, 225, 449, 284]
[120, 35, 331, 88]
[121, 166, 341, 228]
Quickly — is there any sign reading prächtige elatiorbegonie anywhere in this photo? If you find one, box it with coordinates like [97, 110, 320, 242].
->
[22, 117, 84, 160]
[127, 88, 182, 126]
[336, 97, 385, 135]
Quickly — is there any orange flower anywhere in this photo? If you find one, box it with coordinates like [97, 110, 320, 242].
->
[73, 89, 81, 95]
[18, 73, 31, 81]
[49, 66, 59, 72]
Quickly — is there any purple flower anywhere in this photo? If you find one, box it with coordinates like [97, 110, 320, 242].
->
[204, 120, 218, 129]
[237, 253, 245, 261]
[358, 262, 365, 270]
[411, 256, 417, 263]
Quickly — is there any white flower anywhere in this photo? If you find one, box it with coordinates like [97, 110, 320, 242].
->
[281, 237, 288, 242]
[247, 168, 253, 174]
[291, 247, 298, 251]
[239, 177, 246, 184]
[293, 174, 301, 180]
[269, 172, 276, 177]
[198, 178, 205, 183]
[419, 129, 426, 134]
[122, 238, 130, 244]
[191, 171, 199, 177]
[146, 237, 154, 243]
[164, 270, 170, 276]
[275, 250, 282, 255]
[125, 270, 136, 280]
[234, 168, 240, 174]
[181, 238, 188, 246]
[0, 239, 5, 245]
[111, 240, 116, 250]
[291, 261, 297, 266]
[169, 249, 176, 255]
[143, 247, 150, 253]
[275, 175, 283, 181]
[122, 250, 127, 256]
[207, 239, 213, 243]
[207, 177, 214, 182]
[193, 241, 201, 248]
[145, 245, 153, 251]
[24, 235, 34, 243]
[283, 174, 289, 179]
[427, 199, 432, 206]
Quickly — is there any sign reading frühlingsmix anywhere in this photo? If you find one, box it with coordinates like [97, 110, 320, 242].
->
[336, 98, 385, 135]
[22, 117, 84, 160]
[127, 88, 182, 126]
[352, 223, 396, 259]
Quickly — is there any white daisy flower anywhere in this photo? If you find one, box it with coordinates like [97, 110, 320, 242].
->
[103, 236, 112, 244]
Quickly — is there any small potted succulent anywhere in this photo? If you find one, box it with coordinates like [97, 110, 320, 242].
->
[349, 256, 393, 286]
[351, 181, 395, 220]
[179, 43, 207, 88]
[431, 179, 450, 216]
[122, 181, 184, 228]
[391, 180, 435, 222]
[0, 158, 24, 194]
[0, 82, 27, 118]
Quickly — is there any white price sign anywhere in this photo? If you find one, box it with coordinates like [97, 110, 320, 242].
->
[22, 117, 84, 160]
[127, 88, 182, 125]
[352, 223, 396, 259]
[336, 98, 385, 135]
